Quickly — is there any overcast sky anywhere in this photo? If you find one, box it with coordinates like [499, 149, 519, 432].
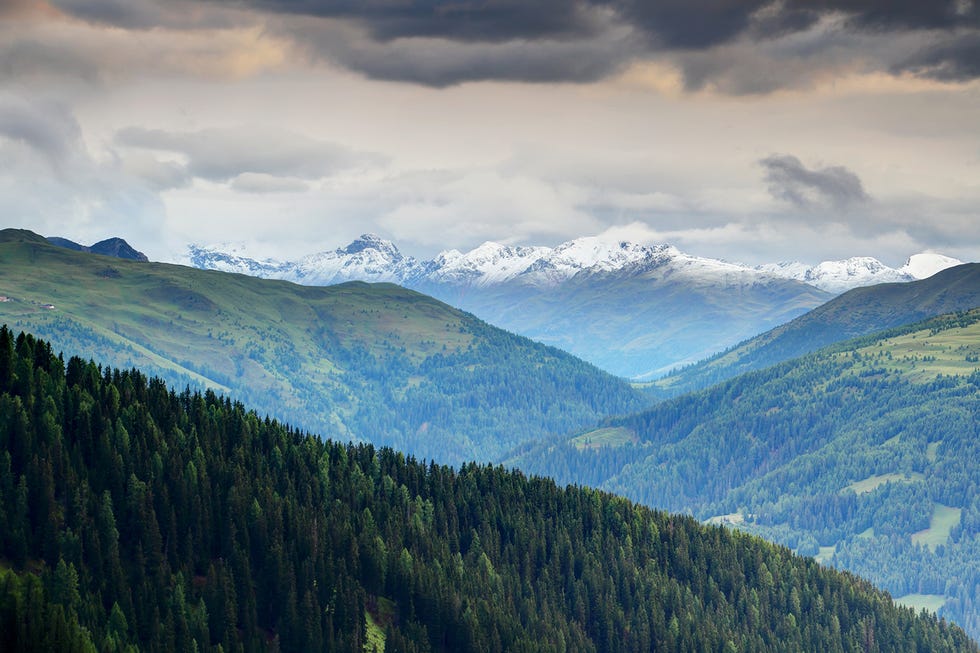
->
[1, 0, 978, 266]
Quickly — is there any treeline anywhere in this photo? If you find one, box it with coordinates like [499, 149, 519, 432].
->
[0, 326, 974, 651]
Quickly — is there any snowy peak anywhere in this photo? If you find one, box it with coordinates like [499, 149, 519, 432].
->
[803, 257, 911, 294]
[292, 235, 418, 285]
[900, 253, 963, 280]
[756, 253, 963, 293]
[186, 236, 964, 295]
[341, 233, 403, 261]
[187, 244, 290, 277]
[427, 242, 550, 286]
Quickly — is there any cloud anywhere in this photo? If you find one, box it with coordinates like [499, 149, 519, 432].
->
[374, 169, 600, 248]
[0, 95, 82, 164]
[49, 0, 246, 30]
[760, 154, 870, 210]
[230, 173, 309, 194]
[0, 93, 167, 248]
[891, 31, 980, 81]
[13, 0, 980, 91]
[251, 0, 980, 89]
[285, 16, 637, 86]
[115, 126, 383, 183]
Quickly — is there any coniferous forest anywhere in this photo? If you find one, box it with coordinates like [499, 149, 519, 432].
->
[0, 326, 976, 651]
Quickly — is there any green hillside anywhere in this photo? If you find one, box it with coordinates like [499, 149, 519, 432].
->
[1, 327, 974, 652]
[511, 308, 980, 637]
[0, 229, 642, 464]
[651, 263, 980, 396]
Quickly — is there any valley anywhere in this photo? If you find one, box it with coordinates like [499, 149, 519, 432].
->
[4, 228, 980, 645]
[1, 325, 975, 652]
[190, 235, 958, 380]
[512, 307, 980, 637]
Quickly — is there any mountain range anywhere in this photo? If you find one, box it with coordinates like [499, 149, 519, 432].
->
[0, 229, 642, 465]
[9, 226, 980, 642]
[188, 234, 957, 293]
[189, 235, 962, 378]
[654, 262, 980, 396]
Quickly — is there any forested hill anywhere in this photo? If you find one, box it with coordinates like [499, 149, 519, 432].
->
[0, 229, 643, 464]
[653, 262, 980, 396]
[0, 328, 975, 652]
[511, 308, 980, 637]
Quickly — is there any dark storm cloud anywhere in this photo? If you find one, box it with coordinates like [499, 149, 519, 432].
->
[50, 0, 244, 29]
[250, 0, 603, 42]
[760, 154, 869, 210]
[891, 32, 980, 81]
[288, 17, 637, 86]
[220, 0, 980, 46]
[51, 0, 171, 29]
[39, 0, 980, 87]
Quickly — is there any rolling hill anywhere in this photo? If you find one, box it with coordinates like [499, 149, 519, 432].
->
[1, 327, 974, 652]
[0, 229, 643, 464]
[511, 308, 980, 637]
[652, 263, 980, 396]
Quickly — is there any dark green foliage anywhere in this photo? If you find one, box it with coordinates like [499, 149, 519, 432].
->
[513, 308, 980, 638]
[0, 326, 974, 651]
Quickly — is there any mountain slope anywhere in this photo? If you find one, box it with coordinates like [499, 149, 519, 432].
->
[511, 308, 980, 637]
[1, 327, 975, 652]
[422, 260, 830, 378]
[654, 263, 980, 395]
[192, 235, 838, 378]
[0, 229, 642, 464]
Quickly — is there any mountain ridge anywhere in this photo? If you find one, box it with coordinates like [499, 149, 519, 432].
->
[654, 262, 980, 395]
[188, 234, 961, 293]
[187, 234, 964, 379]
[46, 235, 149, 261]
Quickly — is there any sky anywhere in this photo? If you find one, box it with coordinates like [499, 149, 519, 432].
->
[0, 0, 978, 266]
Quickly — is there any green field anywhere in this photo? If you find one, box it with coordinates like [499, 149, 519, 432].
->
[835, 315, 980, 383]
[911, 504, 962, 551]
[571, 427, 637, 450]
[895, 594, 948, 614]
[842, 472, 925, 495]
[814, 546, 837, 565]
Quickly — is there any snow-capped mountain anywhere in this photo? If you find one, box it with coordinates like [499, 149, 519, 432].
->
[425, 242, 551, 287]
[290, 234, 424, 285]
[186, 235, 965, 379]
[190, 234, 961, 294]
[756, 253, 962, 293]
[900, 252, 963, 280]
